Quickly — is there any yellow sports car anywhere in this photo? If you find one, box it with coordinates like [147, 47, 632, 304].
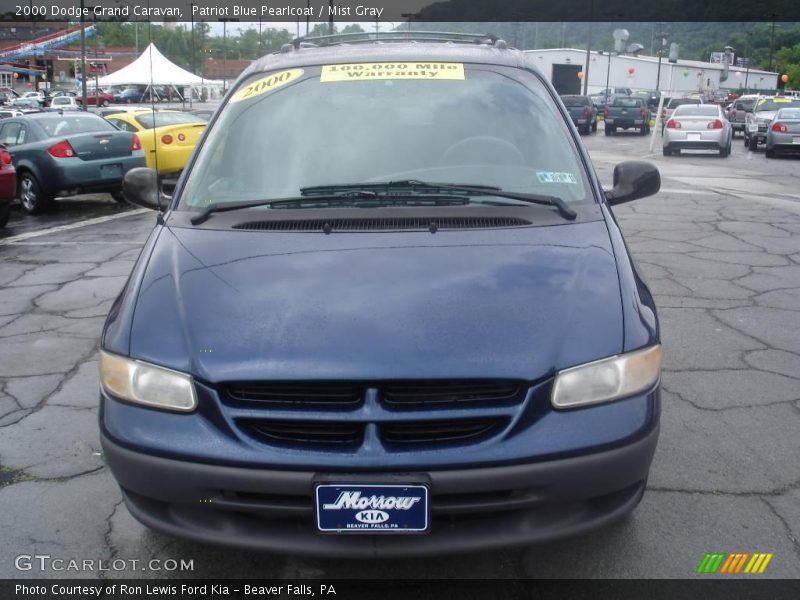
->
[104, 110, 207, 175]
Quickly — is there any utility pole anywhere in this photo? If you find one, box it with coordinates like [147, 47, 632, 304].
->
[189, 3, 195, 73]
[768, 17, 777, 72]
[582, 2, 594, 96]
[79, 0, 87, 111]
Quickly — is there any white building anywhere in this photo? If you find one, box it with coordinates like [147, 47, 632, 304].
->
[524, 48, 778, 95]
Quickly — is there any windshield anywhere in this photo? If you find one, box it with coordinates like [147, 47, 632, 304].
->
[756, 98, 800, 112]
[611, 98, 641, 107]
[38, 115, 115, 137]
[134, 112, 206, 129]
[561, 95, 590, 107]
[673, 106, 719, 117]
[179, 64, 591, 209]
[668, 99, 699, 109]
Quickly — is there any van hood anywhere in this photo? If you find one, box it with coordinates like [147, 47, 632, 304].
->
[128, 222, 624, 383]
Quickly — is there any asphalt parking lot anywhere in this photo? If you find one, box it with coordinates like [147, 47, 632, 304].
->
[1, 129, 799, 579]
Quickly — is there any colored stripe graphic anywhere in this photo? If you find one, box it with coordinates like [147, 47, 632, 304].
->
[698, 552, 773, 574]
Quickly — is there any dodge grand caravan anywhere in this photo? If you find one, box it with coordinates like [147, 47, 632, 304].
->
[100, 33, 662, 557]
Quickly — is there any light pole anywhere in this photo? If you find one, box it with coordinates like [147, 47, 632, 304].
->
[655, 26, 667, 92]
[220, 18, 238, 91]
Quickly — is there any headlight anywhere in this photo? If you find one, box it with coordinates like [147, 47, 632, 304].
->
[99, 350, 197, 412]
[551, 345, 661, 409]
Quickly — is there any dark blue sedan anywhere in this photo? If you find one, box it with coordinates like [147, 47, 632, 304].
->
[100, 35, 662, 557]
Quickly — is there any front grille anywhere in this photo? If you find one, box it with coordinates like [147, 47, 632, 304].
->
[381, 418, 504, 444]
[243, 418, 505, 447]
[382, 380, 522, 406]
[247, 421, 363, 445]
[226, 382, 362, 407]
[233, 216, 532, 232]
[224, 380, 532, 452]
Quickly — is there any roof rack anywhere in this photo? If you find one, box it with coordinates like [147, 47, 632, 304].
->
[287, 31, 506, 51]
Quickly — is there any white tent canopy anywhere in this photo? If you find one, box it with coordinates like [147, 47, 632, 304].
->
[98, 43, 222, 87]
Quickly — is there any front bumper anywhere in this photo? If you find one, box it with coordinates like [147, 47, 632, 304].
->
[101, 421, 659, 557]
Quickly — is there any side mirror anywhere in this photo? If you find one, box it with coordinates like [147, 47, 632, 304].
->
[605, 161, 660, 206]
[121, 167, 169, 211]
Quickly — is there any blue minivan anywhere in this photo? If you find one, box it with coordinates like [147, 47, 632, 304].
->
[100, 34, 662, 557]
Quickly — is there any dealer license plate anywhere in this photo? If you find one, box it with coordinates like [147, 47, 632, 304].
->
[315, 484, 429, 533]
[100, 163, 122, 179]
[687, 133, 701, 141]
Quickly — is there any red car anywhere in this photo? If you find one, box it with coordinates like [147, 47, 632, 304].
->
[77, 89, 115, 107]
[0, 143, 16, 228]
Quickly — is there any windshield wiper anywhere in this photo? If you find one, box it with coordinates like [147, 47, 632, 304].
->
[189, 191, 469, 225]
[301, 180, 577, 220]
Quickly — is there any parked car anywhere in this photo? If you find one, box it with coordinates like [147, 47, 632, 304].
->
[100, 36, 663, 556]
[765, 107, 800, 158]
[662, 103, 733, 157]
[21, 91, 45, 106]
[104, 109, 207, 175]
[745, 96, 800, 150]
[633, 89, 661, 110]
[0, 143, 16, 228]
[604, 96, 651, 135]
[560, 94, 598, 134]
[49, 95, 81, 110]
[77, 88, 115, 107]
[725, 95, 758, 137]
[0, 109, 24, 119]
[0, 112, 145, 213]
[10, 97, 40, 110]
[113, 87, 162, 104]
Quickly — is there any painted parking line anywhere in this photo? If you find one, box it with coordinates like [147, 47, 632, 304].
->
[0, 209, 149, 246]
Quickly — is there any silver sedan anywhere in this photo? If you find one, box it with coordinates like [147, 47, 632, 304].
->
[662, 104, 733, 157]
[765, 107, 800, 158]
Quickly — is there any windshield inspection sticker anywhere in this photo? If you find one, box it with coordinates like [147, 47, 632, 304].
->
[537, 172, 578, 184]
[321, 62, 465, 82]
[230, 68, 304, 103]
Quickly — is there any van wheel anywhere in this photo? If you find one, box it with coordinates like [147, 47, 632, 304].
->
[18, 172, 52, 214]
[0, 202, 11, 228]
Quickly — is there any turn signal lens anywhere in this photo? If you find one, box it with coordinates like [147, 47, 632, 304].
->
[161, 134, 173, 145]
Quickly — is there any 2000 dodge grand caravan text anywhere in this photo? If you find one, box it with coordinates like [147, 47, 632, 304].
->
[99, 33, 663, 557]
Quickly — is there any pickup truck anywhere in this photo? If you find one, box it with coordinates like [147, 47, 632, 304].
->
[560, 94, 598, 134]
[725, 95, 757, 137]
[604, 96, 650, 135]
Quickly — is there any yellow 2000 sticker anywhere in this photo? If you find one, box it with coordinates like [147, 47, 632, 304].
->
[230, 68, 304, 103]
[321, 62, 465, 82]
